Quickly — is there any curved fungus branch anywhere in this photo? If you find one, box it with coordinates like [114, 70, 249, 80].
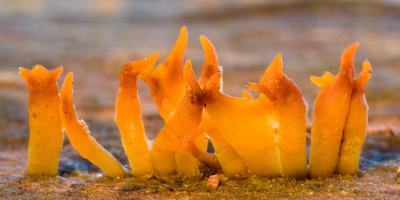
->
[309, 43, 359, 178]
[138, 26, 188, 122]
[198, 35, 220, 89]
[150, 60, 205, 176]
[60, 73, 127, 178]
[336, 60, 372, 175]
[115, 53, 159, 178]
[20, 65, 64, 177]
[183, 125, 222, 173]
[247, 54, 308, 179]
[197, 36, 248, 177]
[204, 71, 281, 177]
[137, 27, 209, 175]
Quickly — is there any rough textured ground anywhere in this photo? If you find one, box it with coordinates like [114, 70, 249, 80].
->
[1, 0, 400, 199]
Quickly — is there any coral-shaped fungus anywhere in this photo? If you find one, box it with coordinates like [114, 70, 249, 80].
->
[20, 27, 371, 179]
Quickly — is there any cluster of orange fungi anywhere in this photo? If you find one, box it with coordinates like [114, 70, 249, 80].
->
[20, 27, 371, 179]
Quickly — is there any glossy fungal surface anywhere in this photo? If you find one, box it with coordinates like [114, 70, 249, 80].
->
[196, 35, 248, 177]
[309, 43, 359, 178]
[20, 65, 64, 176]
[138, 27, 188, 122]
[60, 73, 127, 178]
[203, 54, 307, 178]
[336, 61, 372, 175]
[115, 53, 159, 178]
[150, 60, 205, 175]
[18, 27, 372, 180]
[247, 54, 308, 178]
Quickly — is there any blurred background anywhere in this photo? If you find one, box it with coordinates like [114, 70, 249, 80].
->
[0, 0, 399, 175]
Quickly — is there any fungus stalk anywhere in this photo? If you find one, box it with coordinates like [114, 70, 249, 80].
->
[309, 43, 359, 178]
[20, 65, 64, 176]
[336, 61, 371, 175]
[115, 53, 159, 178]
[150, 60, 204, 175]
[60, 73, 126, 178]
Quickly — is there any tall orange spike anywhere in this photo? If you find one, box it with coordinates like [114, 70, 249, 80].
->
[198, 35, 219, 88]
[339, 42, 358, 79]
[138, 26, 188, 122]
[20, 65, 64, 176]
[183, 126, 222, 173]
[309, 43, 358, 178]
[248, 54, 308, 178]
[336, 60, 371, 175]
[115, 53, 159, 178]
[60, 73, 127, 178]
[150, 60, 204, 175]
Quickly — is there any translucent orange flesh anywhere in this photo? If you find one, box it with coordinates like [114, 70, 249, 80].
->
[138, 28, 208, 175]
[60, 73, 126, 178]
[20, 65, 64, 176]
[204, 74, 280, 176]
[336, 61, 371, 175]
[183, 125, 222, 173]
[115, 53, 159, 178]
[309, 43, 359, 178]
[138, 26, 187, 122]
[247, 54, 308, 178]
[150, 60, 205, 175]
[196, 36, 248, 177]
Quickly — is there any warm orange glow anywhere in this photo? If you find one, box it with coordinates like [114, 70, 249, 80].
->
[115, 53, 159, 178]
[247, 54, 308, 178]
[60, 73, 127, 178]
[309, 43, 359, 178]
[19, 27, 372, 180]
[20, 65, 64, 177]
[138, 27, 187, 122]
[336, 61, 371, 175]
[150, 60, 205, 175]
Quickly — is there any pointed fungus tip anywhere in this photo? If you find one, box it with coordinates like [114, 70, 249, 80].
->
[339, 43, 359, 78]
[184, 59, 202, 93]
[145, 52, 160, 67]
[61, 72, 74, 101]
[363, 60, 372, 72]
[180, 26, 187, 33]
[199, 35, 212, 47]
[310, 76, 320, 86]
[64, 72, 73, 88]
[179, 26, 188, 43]
[19, 67, 31, 81]
[261, 54, 283, 84]
[200, 35, 217, 61]
[268, 54, 283, 72]
[355, 60, 372, 87]
[166, 26, 188, 63]
[183, 59, 194, 82]
[247, 82, 266, 94]
[343, 42, 359, 55]
[204, 72, 222, 93]
[53, 66, 64, 78]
